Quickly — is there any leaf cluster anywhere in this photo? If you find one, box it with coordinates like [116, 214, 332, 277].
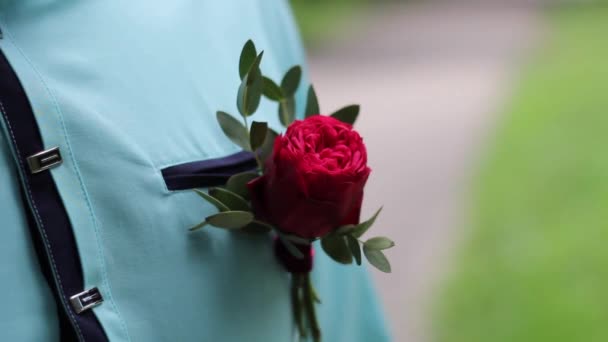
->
[320, 208, 395, 273]
[195, 40, 393, 273]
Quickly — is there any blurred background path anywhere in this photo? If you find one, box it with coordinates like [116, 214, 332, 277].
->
[307, 3, 543, 341]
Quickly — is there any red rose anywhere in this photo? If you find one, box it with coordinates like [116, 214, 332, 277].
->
[248, 115, 371, 238]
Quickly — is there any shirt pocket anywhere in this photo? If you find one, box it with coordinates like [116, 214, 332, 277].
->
[161, 151, 257, 191]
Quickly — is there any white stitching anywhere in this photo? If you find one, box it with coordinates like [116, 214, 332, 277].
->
[0, 21, 131, 341]
[0, 101, 85, 341]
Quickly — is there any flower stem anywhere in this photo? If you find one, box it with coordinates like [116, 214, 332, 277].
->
[292, 274, 306, 337]
[303, 273, 321, 342]
[280, 99, 290, 127]
[254, 151, 264, 173]
[309, 278, 322, 304]
[243, 115, 251, 147]
[243, 115, 265, 172]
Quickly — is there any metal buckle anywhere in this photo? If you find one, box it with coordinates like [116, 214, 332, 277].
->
[69, 288, 104, 314]
[27, 147, 62, 174]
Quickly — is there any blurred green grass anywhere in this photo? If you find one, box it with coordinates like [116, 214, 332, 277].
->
[434, 7, 608, 342]
[290, 0, 367, 46]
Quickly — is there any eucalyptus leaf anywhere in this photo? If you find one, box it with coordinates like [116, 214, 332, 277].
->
[347, 235, 362, 265]
[352, 207, 383, 238]
[242, 220, 273, 233]
[280, 66, 302, 97]
[205, 211, 254, 230]
[331, 104, 360, 125]
[364, 236, 396, 251]
[237, 72, 263, 117]
[237, 52, 264, 117]
[194, 189, 229, 212]
[305, 85, 320, 118]
[249, 121, 268, 151]
[259, 129, 278, 164]
[188, 221, 208, 232]
[247, 52, 264, 84]
[209, 188, 250, 212]
[262, 77, 284, 101]
[335, 224, 356, 236]
[321, 234, 353, 265]
[363, 245, 391, 273]
[239, 40, 257, 80]
[279, 97, 296, 127]
[226, 172, 259, 200]
[216, 111, 250, 150]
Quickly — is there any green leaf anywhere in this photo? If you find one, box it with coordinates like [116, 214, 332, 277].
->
[216, 111, 250, 150]
[363, 245, 391, 273]
[209, 188, 250, 212]
[347, 235, 362, 265]
[226, 172, 258, 200]
[321, 234, 353, 264]
[335, 224, 356, 235]
[239, 40, 257, 80]
[205, 211, 254, 230]
[364, 237, 396, 251]
[237, 52, 264, 117]
[278, 234, 305, 259]
[194, 189, 229, 212]
[331, 104, 360, 125]
[250, 121, 268, 151]
[242, 220, 273, 233]
[262, 77, 284, 101]
[280, 66, 302, 97]
[237, 71, 263, 117]
[188, 221, 208, 232]
[279, 97, 296, 127]
[259, 129, 279, 164]
[305, 85, 320, 118]
[352, 207, 383, 238]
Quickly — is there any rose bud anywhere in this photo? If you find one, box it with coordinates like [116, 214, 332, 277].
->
[247, 115, 371, 238]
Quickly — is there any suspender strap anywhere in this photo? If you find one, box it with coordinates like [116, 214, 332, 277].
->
[0, 48, 109, 342]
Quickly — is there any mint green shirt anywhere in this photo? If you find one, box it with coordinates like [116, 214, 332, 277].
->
[0, 1, 390, 340]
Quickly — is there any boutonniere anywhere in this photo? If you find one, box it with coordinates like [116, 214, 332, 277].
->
[190, 40, 396, 342]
